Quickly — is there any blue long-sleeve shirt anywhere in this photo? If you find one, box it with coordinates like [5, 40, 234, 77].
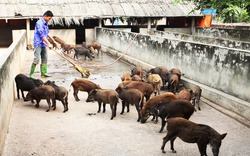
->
[34, 18, 49, 48]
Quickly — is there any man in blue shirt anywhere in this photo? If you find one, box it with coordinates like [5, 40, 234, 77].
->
[29, 10, 57, 78]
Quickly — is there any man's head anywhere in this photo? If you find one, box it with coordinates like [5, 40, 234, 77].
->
[43, 10, 53, 23]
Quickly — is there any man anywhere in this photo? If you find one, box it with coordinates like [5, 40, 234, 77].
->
[29, 10, 57, 78]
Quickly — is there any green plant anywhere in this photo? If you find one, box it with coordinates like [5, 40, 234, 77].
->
[174, 0, 250, 23]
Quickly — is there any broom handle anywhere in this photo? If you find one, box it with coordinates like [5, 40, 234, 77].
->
[51, 48, 76, 66]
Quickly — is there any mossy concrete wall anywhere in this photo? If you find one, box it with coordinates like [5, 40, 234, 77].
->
[95, 27, 250, 121]
[0, 30, 26, 154]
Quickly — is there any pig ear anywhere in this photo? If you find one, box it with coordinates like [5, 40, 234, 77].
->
[189, 89, 193, 94]
[92, 89, 98, 94]
[220, 133, 227, 140]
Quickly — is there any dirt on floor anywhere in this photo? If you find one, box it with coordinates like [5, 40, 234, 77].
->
[3, 49, 250, 156]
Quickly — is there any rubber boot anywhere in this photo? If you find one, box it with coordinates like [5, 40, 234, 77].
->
[29, 63, 36, 79]
[41, 64, 52, 78]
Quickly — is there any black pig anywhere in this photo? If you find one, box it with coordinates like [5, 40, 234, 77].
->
[15, 74, 43, 100]
[149, 99, 194, 133]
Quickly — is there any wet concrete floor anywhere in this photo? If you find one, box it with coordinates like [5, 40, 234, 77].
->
[3, 49, 250, 156]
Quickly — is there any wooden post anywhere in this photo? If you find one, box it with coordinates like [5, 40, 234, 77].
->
[26, 19, 30, 45]
[99, 18, 102, 27]
[147, 17, 151, 34]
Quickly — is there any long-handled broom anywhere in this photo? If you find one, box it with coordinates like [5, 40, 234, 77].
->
[51, 48, 90, 78]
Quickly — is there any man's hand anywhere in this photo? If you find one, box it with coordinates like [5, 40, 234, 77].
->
[48, 43, 53, 49]
[55, 43, 61, 49]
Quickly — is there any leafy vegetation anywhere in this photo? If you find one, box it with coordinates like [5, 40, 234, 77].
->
[174, 0, 250, 23]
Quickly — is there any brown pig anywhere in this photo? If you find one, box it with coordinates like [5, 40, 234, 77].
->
[86, 89, 119, 120]
[161, 117, 227, 156]
[120, 73, 132, 82]
[71, 79, 101, 101]
[192, 85, 202, 111]
[131, 75, 143, 81]
[24, 85, 56, 112]
[146, 73, 162, 96]
[117, 81, 154, 101]
[115, 86, 144, 122]
[131, 66, 144, 78]
[177, 89, 193, 101]
[140, 92, 177, 123]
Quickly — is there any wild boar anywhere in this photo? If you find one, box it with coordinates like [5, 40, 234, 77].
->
[140, 92, 177, 124]
[169, 68, 182, 81]
[131, 75, 143, 81]
[90, 42, 101, 55]
[15, 74, 43, 100]
[61, 43, 75, 54]
[131, 66, 144, 78]
[115, 86, 144, 122]
[147, 66, 169, 89]
[161, 117, 227, 156]
[177, 89, 193, 101]
[44, 80, 69, 113]
[149, 99, 195, 133]
[192, 85, 202, 111]
[117, 81, 154, 101]
[71, 78, 101, 101]
[120, 73, 132, 82]
[24, 85, 56, 112]
[167, 73, 179, 94]
[86, 89, 119, 120]
[146, 73, 162, 96]
[74, 46, 95, 60]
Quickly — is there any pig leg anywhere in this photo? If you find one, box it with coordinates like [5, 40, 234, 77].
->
[197, 137, 208, 156]
[159, 118, 167, 133]
[120, 101, 126, 114]
[35, 99, 41, 108]
[192, 99, 197, 112]
[135, 103, 141, 122]
[73, 89, 80, 101]
[52, 99, 56, 110]
[196, 98, 201, 111]
[97, 102, 102, 113]
[170, 137, 177, 153]
[16, 87, 20, 99]
[102, 103, 106, 113]
[21, 90, 25, 99]
[65, 96, 69, 112]
[161, 132, 177, 153]
[145, 95, 150, 101]
[62, 99, 69, 113]
[126, 102, 130, 112]
[46, 99, 51, 112]
[110, 103, 117, 120]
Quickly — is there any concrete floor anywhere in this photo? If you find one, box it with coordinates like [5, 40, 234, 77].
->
[2, 49, 250, 156]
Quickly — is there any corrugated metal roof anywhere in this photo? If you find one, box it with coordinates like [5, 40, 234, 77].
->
[0, 0, 202, 25]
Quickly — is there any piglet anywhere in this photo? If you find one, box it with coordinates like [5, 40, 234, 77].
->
[86, 89, 119, 120]
[24, 85, 56, 112]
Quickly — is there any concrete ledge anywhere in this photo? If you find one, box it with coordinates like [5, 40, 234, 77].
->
[102, 45, 250, 127]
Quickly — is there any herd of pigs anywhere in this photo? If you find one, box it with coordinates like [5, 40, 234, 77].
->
[15, 63, 227, 155]
[48, 36, 101, 60]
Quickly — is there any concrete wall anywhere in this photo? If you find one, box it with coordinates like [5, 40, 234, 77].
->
[0, 30, 26, 154]
[23, 29, 76, 46]
[95, 27, 250, 121]
[154, 30, 250, 50]
[194, 27, 250, 42]
[164, 28, 191, 34]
